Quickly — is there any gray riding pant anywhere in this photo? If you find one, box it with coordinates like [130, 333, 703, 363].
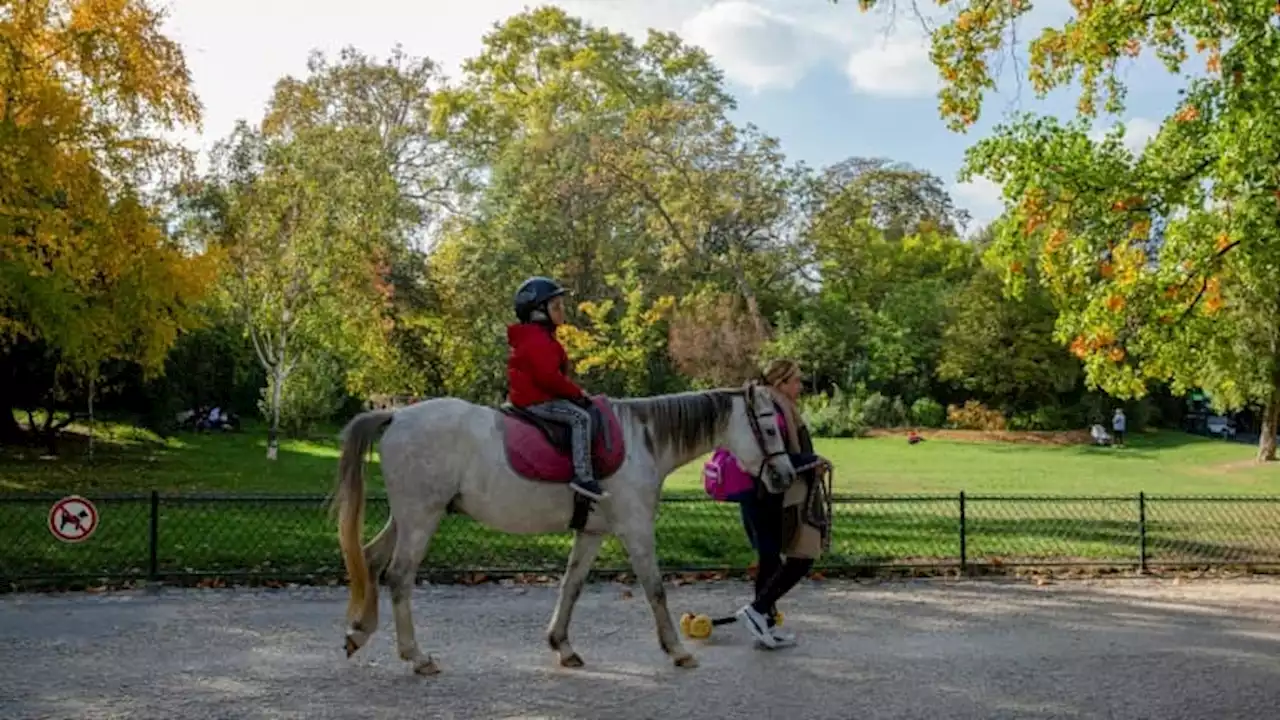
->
[524, 399, 594, 481]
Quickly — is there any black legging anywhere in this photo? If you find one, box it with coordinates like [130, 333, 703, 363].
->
[742, 488, 814, 622]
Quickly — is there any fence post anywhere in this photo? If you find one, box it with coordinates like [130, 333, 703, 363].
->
[148, 491, 159, 582]
[1137, 491, 1147, 574]
[958, 491, 967, 574]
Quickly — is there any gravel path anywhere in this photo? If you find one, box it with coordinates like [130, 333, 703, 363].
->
[3, 577, 1280, 719]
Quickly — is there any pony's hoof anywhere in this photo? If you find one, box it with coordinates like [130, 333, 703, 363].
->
[673, 653, 699, 669]
[344, 636, 360, 658]
[413, 657, 441, 676]
[560, 653, 585, 668]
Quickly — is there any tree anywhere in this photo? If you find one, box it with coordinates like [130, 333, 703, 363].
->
[0, 0, 213, 448]
[199, 123, 402, 458]
[798, 160, 978, 399]
[938, 259, 1081, 412]
[819, 157, 972, 239]
[593, 102, 810, 338]
[425, 7, 808, 398]
[264, 44, 466, 242]
[429, 6, 735, 167]
[557, 261, 675, 396]
[668, 291, 768, 388]
[861, 0, 1280, 459]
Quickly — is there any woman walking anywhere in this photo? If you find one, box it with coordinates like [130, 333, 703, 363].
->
[736, 359, 831, 649]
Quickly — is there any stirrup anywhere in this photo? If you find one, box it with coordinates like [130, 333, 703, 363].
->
[571, 480, 608, 500]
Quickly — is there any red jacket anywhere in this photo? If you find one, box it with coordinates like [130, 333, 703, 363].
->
[506, 323, 586, 407]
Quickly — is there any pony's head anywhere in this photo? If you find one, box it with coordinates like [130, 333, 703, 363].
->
[725, 381, 796, 495]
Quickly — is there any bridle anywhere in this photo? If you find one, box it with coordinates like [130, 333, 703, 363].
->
[742, 381, 791, 486]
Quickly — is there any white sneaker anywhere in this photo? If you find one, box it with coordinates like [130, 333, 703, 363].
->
[736, 604, 779, 649]
[768, 627, 797, 648]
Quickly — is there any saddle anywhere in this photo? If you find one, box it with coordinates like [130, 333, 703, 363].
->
[498, 395, 627, 484]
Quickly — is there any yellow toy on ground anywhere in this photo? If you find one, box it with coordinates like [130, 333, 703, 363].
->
[679, 610, 783, 639]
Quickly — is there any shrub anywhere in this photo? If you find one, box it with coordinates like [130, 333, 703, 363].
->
[1009, 405, 1078, 431]
[890, 397, 909, 428]
[860, 393, 891, 428]
[799, 386, 867, 438]
[946, 400, 1007, 431]
[910, 397, 946, 428]
[857, 393, 909, 428]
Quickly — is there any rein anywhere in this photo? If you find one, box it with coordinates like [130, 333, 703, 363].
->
[742, 381, 790, 487]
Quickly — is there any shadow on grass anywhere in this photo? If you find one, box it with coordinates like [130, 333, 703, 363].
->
[0, 423, 367, 495]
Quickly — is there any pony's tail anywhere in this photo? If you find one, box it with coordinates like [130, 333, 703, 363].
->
[333, 409, 395, 625]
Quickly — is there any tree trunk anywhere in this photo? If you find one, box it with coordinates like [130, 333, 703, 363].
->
[0, 376, 22, 445]
[267, 365, 283, 461]
[0, 402, 21, 445]
[1258, 377, 1280, 462]
[41, 405, 59, 457]
[87, 374, 95, 465]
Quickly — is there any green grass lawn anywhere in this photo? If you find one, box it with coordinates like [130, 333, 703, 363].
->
[5, 419, 1278, 496]
[3, 419, 1280, 588]
[671, 431, 1280, 496]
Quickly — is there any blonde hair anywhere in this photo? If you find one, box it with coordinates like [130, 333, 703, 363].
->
[759, 358, 803, 449]
[762, 358, 801, 389]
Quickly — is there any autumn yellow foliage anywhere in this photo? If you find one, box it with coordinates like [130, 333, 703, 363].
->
[1, 0, 211, 375]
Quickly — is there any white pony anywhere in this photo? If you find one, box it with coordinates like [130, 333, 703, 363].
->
[332, 384, 796, 675]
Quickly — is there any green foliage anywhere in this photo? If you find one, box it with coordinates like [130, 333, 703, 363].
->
[191, 120, 406, 449]
[762, 303, 862, 391]
[1008, 406, 1079, 432]
[802, 165, 982, 401]
[257, 351, 348, 436]
[798, 387, 866, 439]
[908, 0, 1280, 460]
[10, 2, 1225, 457]
[797, 386, 925, 436]
[861, 392, 906, 429]
[0, 0, 217, 445]
[558, 260, 675, 396]
[910, 398, 946, 428]
[938, 264, 1081, 411]
[133, 315, 265, 427]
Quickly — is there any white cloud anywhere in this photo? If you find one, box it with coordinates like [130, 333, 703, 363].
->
[844, 29, 939, 98]
[951, 175, 1006, 233]
[1088, 117, 1161, 154]
[680, 2, 828, 92]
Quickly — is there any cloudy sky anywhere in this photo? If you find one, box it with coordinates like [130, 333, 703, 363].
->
[160, 0, 1188, 229]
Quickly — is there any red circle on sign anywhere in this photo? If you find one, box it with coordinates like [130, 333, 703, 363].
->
[48, 495, 99, 543]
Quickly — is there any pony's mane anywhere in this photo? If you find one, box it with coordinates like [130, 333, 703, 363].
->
[614, 388, 743, 459]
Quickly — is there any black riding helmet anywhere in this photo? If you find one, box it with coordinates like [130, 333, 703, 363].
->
[514, 276, 568, 324]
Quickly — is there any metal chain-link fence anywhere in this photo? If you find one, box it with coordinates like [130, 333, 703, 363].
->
[4, 492, 1280, 589]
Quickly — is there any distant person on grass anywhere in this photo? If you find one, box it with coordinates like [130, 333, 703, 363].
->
[1113, 408, 1127, 446]
[734, 358, 832, 650]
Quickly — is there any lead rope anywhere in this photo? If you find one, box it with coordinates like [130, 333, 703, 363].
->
[822, 463, 834, 552]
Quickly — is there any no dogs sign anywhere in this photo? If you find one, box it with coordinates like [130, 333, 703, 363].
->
[48, 495, 99, 543]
